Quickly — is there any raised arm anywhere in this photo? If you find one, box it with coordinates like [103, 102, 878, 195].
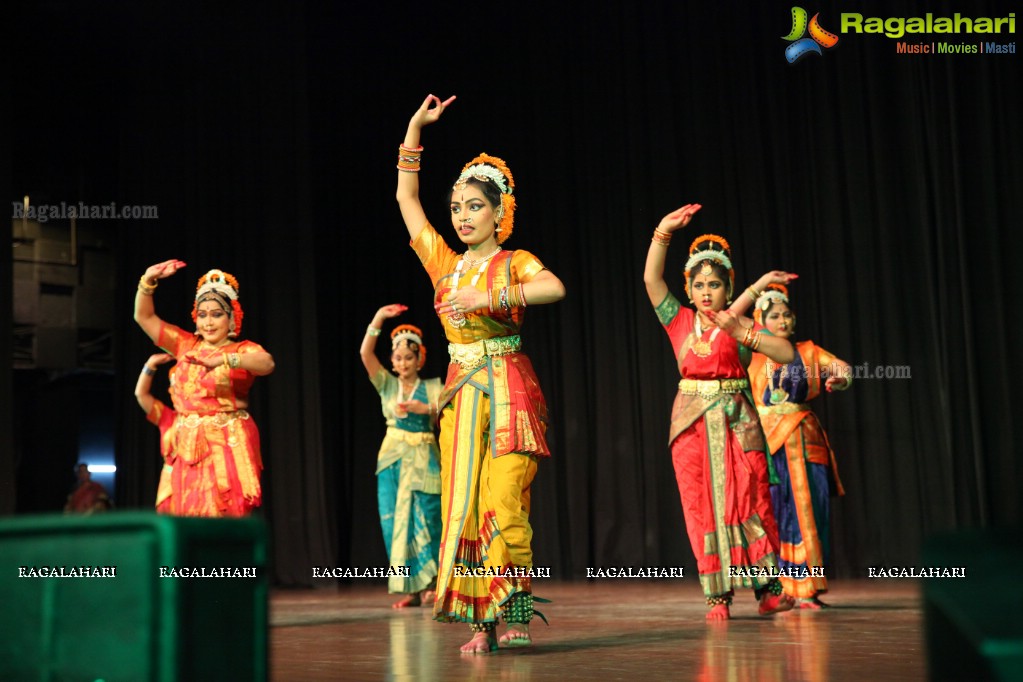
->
[396, 94, 456, 243]
[644, 203, 702, 307]
[134, 259, 187, 344]
[360, 304, 407, 377]
[134, 353, 173, 412]
[728, 271, 799, 317]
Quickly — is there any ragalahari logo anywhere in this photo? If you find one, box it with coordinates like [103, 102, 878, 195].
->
[783, 7, 839, 63]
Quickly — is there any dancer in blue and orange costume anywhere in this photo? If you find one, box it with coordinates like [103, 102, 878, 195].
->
[644, 202, 798, 620]
[747, 284, 852, 608]
[134, 262, 275, 516]
[395, 94, 566, 653]
[360, 305, 443, 609]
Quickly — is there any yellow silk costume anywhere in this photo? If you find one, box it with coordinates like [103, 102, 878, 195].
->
[412, 222, 550, 625]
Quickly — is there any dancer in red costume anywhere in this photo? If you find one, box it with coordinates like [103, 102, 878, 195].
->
[134, 261, 274, 516]
[644, 203, 796, 620]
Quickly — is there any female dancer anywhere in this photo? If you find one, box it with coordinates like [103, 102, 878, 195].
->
[395, 94, 566, 653]
[360, 304, 443, 609]
[748, 284, 851, 608]
[134, 351, 176, 513]
[134, 261, 274, 516]
[643, 203, 796, 620]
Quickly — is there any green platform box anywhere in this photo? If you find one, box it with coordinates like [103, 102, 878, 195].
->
[923, 527, 1023, 682]
[0, 512, 268, 682]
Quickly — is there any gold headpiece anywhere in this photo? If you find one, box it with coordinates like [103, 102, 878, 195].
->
[192, 269, 244, 337]
[391, 324, 426, 365]
[683, 234, 734, 301]
[753, 283, 790, 324]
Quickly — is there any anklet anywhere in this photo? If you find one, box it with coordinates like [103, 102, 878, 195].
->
[707, 593, 733, 607]
[503, 592, 534, 623]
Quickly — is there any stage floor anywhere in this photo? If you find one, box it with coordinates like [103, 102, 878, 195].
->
[269, 580, 925, 680]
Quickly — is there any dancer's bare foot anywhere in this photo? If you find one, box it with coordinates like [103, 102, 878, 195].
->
[758, 592, 795, 615]
[460, 631, 498, 654]
[706, 604, 731, 621]
[797, 596, 829, 610]
[499, 622, 532, 647]
[392, 593, 421, 609]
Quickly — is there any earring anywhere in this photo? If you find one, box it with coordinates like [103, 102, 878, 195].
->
[228, 321, 237, 338]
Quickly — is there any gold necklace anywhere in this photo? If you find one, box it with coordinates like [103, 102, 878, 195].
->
[691, 315, 720, 358]
[767, 361, 789, 405]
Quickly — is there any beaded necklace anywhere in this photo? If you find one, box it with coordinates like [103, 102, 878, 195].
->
[447, 246, 500, 328]
[396, 377, 420, 419]
[452, 246, 501, 288]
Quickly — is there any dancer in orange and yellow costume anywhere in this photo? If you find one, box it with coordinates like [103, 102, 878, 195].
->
[395, 94, 566, 653]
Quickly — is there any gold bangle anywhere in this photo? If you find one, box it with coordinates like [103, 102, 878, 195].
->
[367, 326, 381, 337]
[138, 276, 157, 295]
[508, 284, 521, 309]
[228, 352, 241, 369]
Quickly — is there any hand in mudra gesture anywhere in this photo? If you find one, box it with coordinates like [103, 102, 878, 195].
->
[398, 399, 430, 416]
[410, 94, 456, 129]
[143, 259, 187, 283]
[436, 287, 488, 316]
[656, 203, 703, 234]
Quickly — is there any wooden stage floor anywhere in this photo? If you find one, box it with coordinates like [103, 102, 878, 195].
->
[269, 580, 926, 680]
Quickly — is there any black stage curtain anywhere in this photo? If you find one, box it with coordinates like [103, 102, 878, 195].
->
[8, 0, 1020, 584]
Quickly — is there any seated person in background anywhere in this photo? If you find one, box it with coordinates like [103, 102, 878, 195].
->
[64, 462, 112, 514]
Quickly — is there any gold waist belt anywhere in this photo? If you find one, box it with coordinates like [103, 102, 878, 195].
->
[678, 378, 749, 398]
[448, 335, 522, 370]
[757, 402, 811, 415]
[177, 410, 250, 429]
[384, 426, 437, 445]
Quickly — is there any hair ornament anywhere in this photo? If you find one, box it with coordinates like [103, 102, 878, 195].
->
[391, 324, 423, 350]
[683, 233, 735, 301]
[455, 153, 516, 244]
[391, 323, 426, 365]
[756, 283, 790, 311]
[191, 268, 244, 337]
